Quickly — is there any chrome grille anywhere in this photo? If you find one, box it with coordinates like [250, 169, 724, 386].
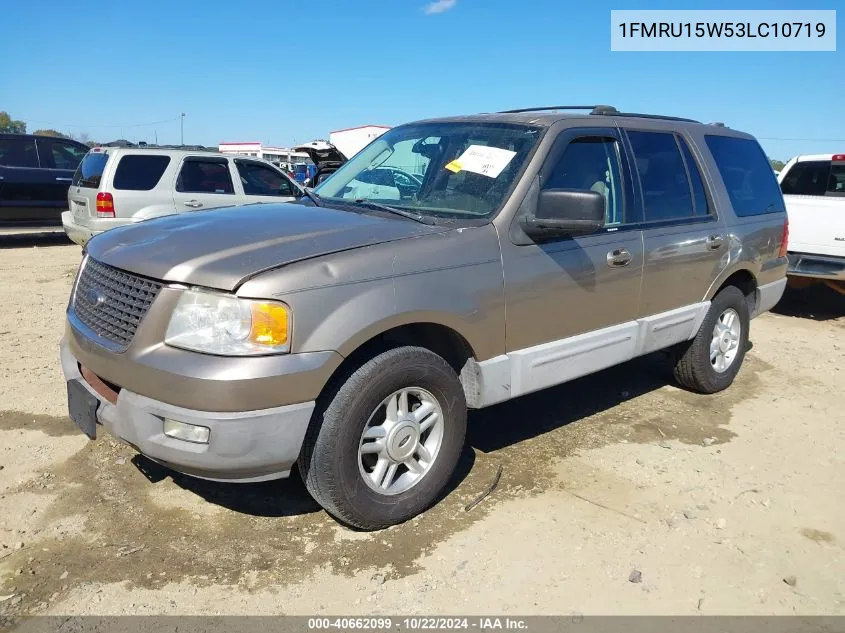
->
[71, 257, 163, 350]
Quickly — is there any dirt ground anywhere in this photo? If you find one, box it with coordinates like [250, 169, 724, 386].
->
[0, 234, 843, 618]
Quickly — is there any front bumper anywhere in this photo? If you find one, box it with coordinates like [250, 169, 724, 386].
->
[61, 340, 315, 482]
[787, 252, 845, 281]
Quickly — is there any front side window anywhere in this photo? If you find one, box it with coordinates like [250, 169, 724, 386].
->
[628, 131, 695, 222]
[48, 140, 88, 170]
[780, 161, 830, 196]
[544, 136, 625, 225]
[0, 138, 38, 168]
[236, 161, 294, 196]
[315, 122, 542, 219]
[113, 155, 170, 191]
[176, 160, 235, 194]
[705, 135, 785, 216]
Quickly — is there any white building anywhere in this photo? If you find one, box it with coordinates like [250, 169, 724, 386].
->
[329, 125, 391, 158]
[218, 142, 310, 169]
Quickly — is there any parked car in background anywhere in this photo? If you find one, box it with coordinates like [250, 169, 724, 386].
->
[62, 147, 303, 245]
[295, 140, 346, 186]
[778, 153, 845, 295]
[61, 105, 787, 530]
[0, 133, 89, 226]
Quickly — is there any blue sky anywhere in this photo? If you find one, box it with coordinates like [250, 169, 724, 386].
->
[1, 0, 841, 161]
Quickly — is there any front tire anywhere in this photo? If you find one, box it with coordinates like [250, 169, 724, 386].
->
[299, 346, 467, 530]
[673, 285, 750, 394]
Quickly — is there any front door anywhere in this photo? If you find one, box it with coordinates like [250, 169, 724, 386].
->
[500, 127, 644, 398]
[171, 156, 240, 213]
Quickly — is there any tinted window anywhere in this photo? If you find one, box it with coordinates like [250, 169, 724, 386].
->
[176, 160, 234, 194]
[628, 131, 694, 222]
[705, 135, 785, 216]
[545, 136, 625, 225]
[780, 160, 829, 196]
[113, 155, 171, 191]
[0, 138, 39, 168]
[678, 138, 710, 216]
[236, 161, 294, 196]
[830, 164, 845, 195]
[72, 151, 109, 188]
[47, 140, 88, 170]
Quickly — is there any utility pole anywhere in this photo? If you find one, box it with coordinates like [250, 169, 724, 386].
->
[180, 113, 186, 145]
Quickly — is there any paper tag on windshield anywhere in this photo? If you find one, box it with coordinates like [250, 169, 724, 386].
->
[450, 145, 517, 178]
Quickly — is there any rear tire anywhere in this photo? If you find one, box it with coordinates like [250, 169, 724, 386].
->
[673, 286, 750, 394]
[298, 346, 467, 530]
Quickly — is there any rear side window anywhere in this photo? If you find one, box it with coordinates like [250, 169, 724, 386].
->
[678, 138, 710, 216]
[44, 139, 88, 170]
[0, 137, 39, 168]
[176, 159, 235, 194]
[113, 155, 171, 191]
[627, 131, 695, 222]
[72, 151, 109, 188]
[705, 135, 785, 216]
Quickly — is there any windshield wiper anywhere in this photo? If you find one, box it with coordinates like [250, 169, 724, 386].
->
[352, 199, 435, 225]
[300, 188, 323, 207]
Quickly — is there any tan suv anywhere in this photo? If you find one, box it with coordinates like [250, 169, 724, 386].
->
[61, 106, 789, 530]
[61, 147, 302, 245]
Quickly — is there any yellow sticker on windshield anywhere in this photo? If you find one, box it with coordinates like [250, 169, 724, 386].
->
[445, 160, 463, 173]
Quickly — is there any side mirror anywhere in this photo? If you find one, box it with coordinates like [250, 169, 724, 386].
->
[520, 189, 605, 238]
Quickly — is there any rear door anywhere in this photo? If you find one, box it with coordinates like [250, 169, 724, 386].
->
[233, 159, 299, 204]
[625, 128, 729, 317]
[0, 136, 55, 223]
[171, 156, 239, 212]
[35, 137, 89, 212]
[780, 157, 845, 258]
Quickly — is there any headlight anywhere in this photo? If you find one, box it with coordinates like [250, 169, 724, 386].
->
[165, 288, 290, 356]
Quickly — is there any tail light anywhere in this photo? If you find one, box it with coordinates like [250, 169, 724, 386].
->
[778, 216, 789, 258]
[832, 154, 845, 162]
[96, 192, 115, 218]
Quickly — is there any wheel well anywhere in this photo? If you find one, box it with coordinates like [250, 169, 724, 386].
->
[715, 270, 757, 313]
[318, 323, 476, 403]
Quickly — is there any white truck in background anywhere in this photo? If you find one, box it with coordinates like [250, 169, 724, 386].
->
[778, 153, 845, 295]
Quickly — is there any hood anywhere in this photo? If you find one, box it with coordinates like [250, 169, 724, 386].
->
[294, 140, 347, 168]
[85, 203, 446, 291]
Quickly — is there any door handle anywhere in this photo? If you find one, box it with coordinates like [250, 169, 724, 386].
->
[607, 248, 632, 267]
[706, 234, 725, 250]
[183, 200, 203, 208]
[55, 177, 72, 182]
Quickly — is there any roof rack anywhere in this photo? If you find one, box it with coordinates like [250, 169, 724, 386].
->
[498, 105, 700, 123]
[498, 105, 618, 115]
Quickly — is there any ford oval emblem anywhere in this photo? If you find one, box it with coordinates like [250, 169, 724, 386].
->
[86, 287, 106, 307]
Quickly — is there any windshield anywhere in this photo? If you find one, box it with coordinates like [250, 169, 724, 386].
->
[313, 122, 542, 219]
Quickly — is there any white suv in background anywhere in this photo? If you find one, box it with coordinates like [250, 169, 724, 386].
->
[62, 147, 303, 245]
[778, 153, 845, 294]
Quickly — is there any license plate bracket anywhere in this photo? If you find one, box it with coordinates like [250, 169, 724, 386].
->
[67, 380, 98, 439]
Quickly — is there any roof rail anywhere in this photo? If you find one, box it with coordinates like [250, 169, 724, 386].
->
[498, 105, 618, 115]
[611, 112, 700, 123]
[498, 105, 699, 123]
[709, 121, 726, 127]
